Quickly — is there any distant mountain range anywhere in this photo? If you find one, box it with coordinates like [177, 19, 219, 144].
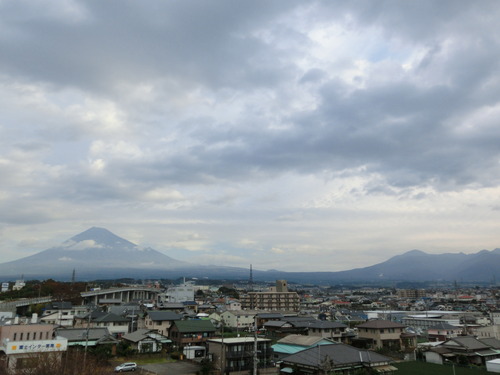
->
[0, 227, 498, 283]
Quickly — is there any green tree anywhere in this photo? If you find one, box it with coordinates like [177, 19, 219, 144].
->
[218, 286, 239, 299]
[116, 341, 135, 357]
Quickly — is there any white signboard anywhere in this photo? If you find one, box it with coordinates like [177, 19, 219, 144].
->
[4, 339, 67, 354]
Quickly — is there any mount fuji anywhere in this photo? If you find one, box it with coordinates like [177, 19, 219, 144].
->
[0, 227, 210, 280]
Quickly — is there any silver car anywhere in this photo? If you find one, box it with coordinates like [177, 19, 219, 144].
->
[114, 362, 138, 372]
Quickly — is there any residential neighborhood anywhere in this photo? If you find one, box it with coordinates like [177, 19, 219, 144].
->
[1, 278, 500, 374]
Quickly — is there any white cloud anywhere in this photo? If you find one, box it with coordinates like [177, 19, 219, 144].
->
[63, 239, 103, 251]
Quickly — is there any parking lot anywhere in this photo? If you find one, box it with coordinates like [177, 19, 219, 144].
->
[139, 360, 201, 375]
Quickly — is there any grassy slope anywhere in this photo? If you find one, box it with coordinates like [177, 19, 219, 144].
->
[394, 361, 490, 375]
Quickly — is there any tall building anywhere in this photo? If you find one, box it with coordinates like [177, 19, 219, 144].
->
[240, 280, 300, 312]
[397, 289, 426, 299]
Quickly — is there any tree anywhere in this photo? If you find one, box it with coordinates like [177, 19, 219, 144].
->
[198, 358, 215, 375]
[1, 350, 114, 375]
[116, 341, 135, 357]
[218, 286, 239, 299]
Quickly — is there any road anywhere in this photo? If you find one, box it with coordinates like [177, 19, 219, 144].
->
[140, 361, 201, 375]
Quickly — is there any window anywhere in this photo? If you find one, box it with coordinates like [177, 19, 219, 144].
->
[20, 333, 23, 340]
[13, 333, 17, 340]
[27, 332, 30, 340]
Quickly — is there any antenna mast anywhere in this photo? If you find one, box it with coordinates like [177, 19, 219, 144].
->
[249, 264, 254, 291]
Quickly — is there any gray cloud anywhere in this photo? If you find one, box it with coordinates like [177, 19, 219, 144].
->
[1, 1, 500, 270]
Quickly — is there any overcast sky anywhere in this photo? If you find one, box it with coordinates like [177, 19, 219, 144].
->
[1, 1, 500, 273]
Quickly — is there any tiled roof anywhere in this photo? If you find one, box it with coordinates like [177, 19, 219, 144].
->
[94, 313, 129, 323]
[172, 319, 216, 333]
[479, 337, 500, 349]
[147, 311, 182, 321]
[357, 320, 406, 329]
[278, 334, 334, 347]
[293, 320, 347, 329]
[281, 343, 391, 368]
[122, 329, 154, 343]
[56, 327, 110, 341]
[446, 336, 490, 350]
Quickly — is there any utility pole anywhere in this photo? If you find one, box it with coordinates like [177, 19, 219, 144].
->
[253, 317, 258, 375]
[220, 322, 224, 375]
[83, 307, 91, 372]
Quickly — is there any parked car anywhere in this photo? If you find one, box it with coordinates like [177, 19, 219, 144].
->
[114, 362, 138, 372]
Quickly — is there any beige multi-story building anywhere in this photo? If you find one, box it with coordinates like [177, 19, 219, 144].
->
[220, 310, 257, 329]
[240, 280, 300, 312]
[474, 324, 500, 340]
[356, 319, 416, 351]
[396, 289, 426, 298]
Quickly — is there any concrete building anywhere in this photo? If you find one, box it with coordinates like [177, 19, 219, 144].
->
[0, 317, 68, 371]
[220, 310, 257, 330]
[397, 289, 426, 299]
[166, 281, 195, 303]
[474, 324, 500, 340]
[241, 280, 300, 312]
[491, 311, 500, 325]
[207, 337, 274, 375]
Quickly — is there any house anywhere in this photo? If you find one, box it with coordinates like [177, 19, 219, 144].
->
[145, 311, 182, 336]
[225, 299, 242, 311]
[479, 337, 500, 350]
[74, 311, 130, 337]
[272, 334, 336, 361]
[0, 317, 68, 371]
[256, 313, 284, 328]
[40, 302, 88, 327]
[122, 329, 172, 353]
[294, 320, 347, 342]
[424, 336, 499, 366]
[279, 343, 396, 374]
[168, 319, 216, 349]
[263, 317, 348, 343]
[55, 327, 119, 354]
[207, 337, 274, 375]
[427, 322, 463, 342]
[355, 319, 416, 351]
[221, 310, 257, 330]
[157, 302, 186, 313]
[197, 303, 215, 315]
